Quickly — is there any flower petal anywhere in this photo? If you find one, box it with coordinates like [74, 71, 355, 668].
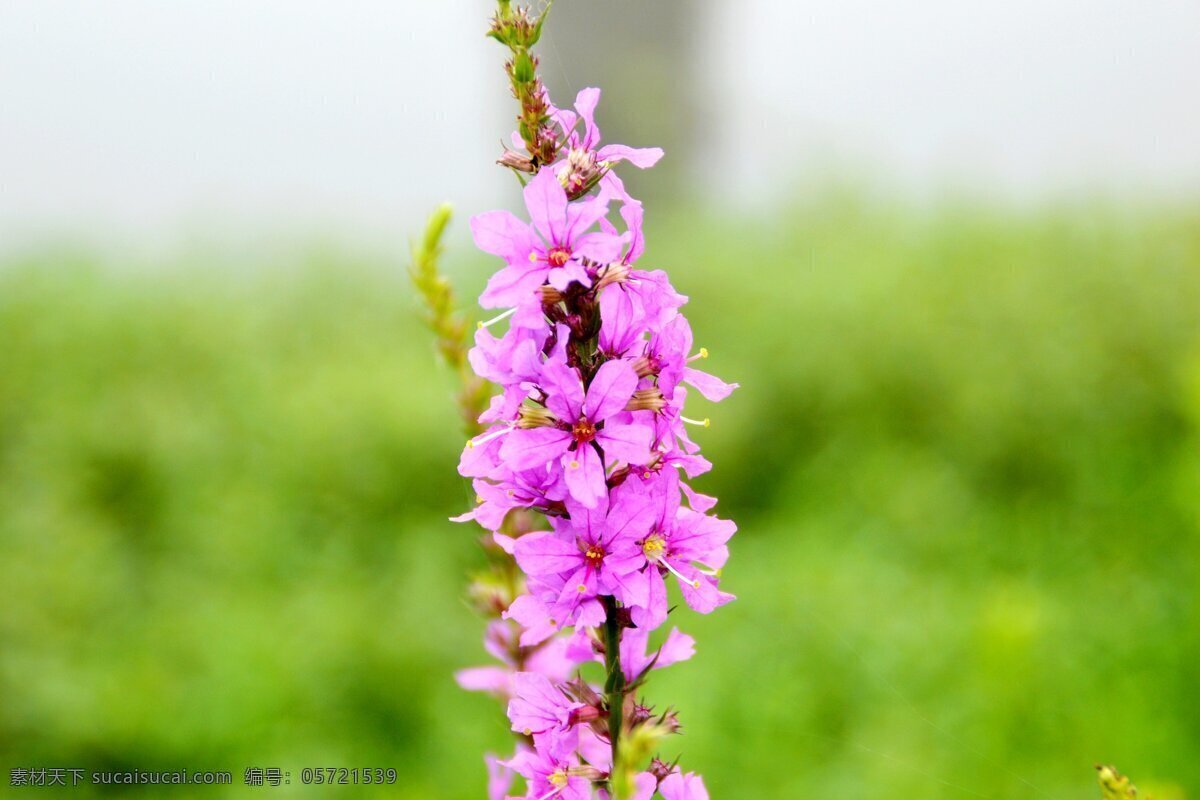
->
[563, 443, 606, 508]
[574, 87, 602, 149]
[598, 143, 664, 169]
[479, 264, 546, 309]
[573, 230, 626, 265]
[584, 359, 640, 421]
[455, 666, 511, 695]
[677, 569, 735, 615]
[523, 167, 568, 243]
[630, 772, 659, 800]
[683, 366, 739, 402]
[539, 359, 585, 421]
[657, 628, 696, 669]
[595, 417, 652, 466]
[500, 427, 571, 471]
[470, 210, 534, 260]
[513, 530, 581, 577]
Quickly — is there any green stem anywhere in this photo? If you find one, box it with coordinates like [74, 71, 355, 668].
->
[602, 595, 625, 796]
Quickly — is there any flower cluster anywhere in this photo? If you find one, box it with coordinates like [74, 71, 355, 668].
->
[452, 8, 737, 799]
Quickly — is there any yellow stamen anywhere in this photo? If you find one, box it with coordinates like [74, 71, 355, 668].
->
[680, 415, 711, 428]
[642, 534, 666, 559]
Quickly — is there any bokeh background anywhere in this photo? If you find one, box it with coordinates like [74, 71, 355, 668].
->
[2, 2, 1199, 799]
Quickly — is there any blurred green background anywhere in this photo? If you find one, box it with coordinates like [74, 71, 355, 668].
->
[2, 192, 1199, 799]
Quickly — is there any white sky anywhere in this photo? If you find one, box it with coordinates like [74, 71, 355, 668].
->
[1, 1, 1198, 251]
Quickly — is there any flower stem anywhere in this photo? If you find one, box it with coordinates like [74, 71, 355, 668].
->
[602, 595, 626, 797]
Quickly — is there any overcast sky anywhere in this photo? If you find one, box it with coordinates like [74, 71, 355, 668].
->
[2, 1, 1198, 251]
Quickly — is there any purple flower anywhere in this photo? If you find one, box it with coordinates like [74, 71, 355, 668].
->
[512, 489, 656, 628]
[503, 591, 567, 648]
[506, 673, 587, 761]
[660, 770, 710, 800]
[628, 772, 660, 800]
[486, 752, 519, 800]
[626, 471, 736, 628]
[500, 358, 652, 508]
[649, 385, 703, 456]
[455, 621, 581, 698]
[453, 43, 742, 793]
[471, 168, 625, 309]
[646, 316, 738, 403]
[620, 626, 696, 684]
[551, 88, 664, 195]
[595, 197, 688, 333]
[502, 745, 593, 800]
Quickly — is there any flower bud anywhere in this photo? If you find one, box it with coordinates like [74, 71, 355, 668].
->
[568, 704, 603, 726]
[512, 52, 535, 83]
[497, 150, 536, 174]
[517, 404, 559, 429]
[626, 388, 666, 412]
[595, 263, 630, 290]
[1097, 765, 1141, 800]
[568, 765, 605, 782]
[648, 758, 675, 783]
[466, 568, 516, 616]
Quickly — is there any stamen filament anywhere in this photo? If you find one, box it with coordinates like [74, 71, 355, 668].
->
[680, 415, 711, 428]
[656, 556, 702, 589]
[466, 425, 514, 449]
[477, 307, 517, 329]
[688, 347, 709, 361]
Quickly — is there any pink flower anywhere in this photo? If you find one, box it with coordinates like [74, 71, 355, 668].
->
[647, 316, 738, 403]
[506, 673, 584, 760]
[629, 772, 659, 800]
[500, 358, 652, 508]
[455, 621, 581, 698]
[454, 36, 741, 793]
[620, 627, 696, 683]
[512, 489, 656, 628]
[626, 471, 736, 628]
[502, 745, 593, 800]
[486, 752, 519, 800]
[659, 771, 710, 800]
[471, 168, 625, 309]
[551, 88, 664, 195]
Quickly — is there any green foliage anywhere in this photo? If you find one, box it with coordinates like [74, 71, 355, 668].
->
[1, 193, 1198, 798]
